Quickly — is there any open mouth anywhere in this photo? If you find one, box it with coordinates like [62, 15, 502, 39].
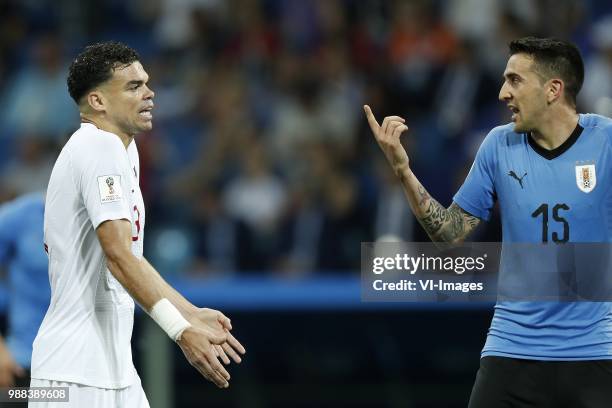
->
[139, 106, 153, 120]
[508, 105, 519, 121]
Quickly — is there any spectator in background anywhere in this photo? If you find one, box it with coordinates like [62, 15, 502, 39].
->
[223, 138, 287, 271]
[431, 38, 494, 139]
[372, 157, 415, 242]
[0, 137, 56, 201]
[0, 3, 27, 91]
[190, 185, 237, 275]
[281, 142, 370, 273]
[266, 62, 357, 182]
[533, 0, 586, 40]
[0, 33, 77, 139]
[316, 165, 369, 271]
[387, 0, 458, 115]
[580, 15, 612, 116]
[152, 0, 225, 51]
[477, 10, 532, 80]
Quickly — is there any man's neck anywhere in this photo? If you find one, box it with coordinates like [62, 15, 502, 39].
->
[80, 115, 133, 148]
[530, 107, 579, 151]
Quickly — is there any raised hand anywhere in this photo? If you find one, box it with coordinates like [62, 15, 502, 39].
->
[364, 105, 410, 175]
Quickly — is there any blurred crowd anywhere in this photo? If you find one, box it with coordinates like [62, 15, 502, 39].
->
[0, 0, 611, 276]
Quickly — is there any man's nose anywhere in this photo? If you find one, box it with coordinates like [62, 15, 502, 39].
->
[144, 85, 154, 99]
[499, 82, 511, 102]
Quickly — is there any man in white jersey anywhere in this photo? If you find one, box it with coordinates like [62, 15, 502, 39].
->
[29, 41, 245, 407]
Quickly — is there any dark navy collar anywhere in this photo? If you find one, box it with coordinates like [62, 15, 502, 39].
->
[527, 123, 583, 160]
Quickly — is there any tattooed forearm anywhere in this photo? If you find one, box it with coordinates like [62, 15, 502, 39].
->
[417, 185, 430, 207]
[418, 202, 480, 243]
[443, 204, 466, 241]
[419, 199, 448, 236]
[463, 210, 480, 229]
[395, 168, 480, 242]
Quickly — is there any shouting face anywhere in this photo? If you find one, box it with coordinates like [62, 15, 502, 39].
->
[498, 53, 549, 133]
[97, 61, 155, 138]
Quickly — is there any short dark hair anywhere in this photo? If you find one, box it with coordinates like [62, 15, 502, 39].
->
[67, 41, 139, 104]
[509, 37, 584, 106]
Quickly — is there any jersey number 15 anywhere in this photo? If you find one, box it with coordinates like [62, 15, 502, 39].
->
[531, 203, 569, 243]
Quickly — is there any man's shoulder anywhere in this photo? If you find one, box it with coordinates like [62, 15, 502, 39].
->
[580, 113, 612, 134]
[10, 192, 44, 212]
[479, 123, 521, 151]
[66, 124, 125, 158]
[489, 123, 520, 139]
[0, 192, 44, 215]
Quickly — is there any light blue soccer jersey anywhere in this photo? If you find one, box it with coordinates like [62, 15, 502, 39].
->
[0, 193, 49, 367]
[454, 113, 612, 360]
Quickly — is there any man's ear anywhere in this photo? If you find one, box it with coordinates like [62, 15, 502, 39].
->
[86, 90, 106, 113]
[547, 79, 564, 104]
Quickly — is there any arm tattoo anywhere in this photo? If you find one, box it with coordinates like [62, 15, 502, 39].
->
[417, 185, 430, 207]
[419, 199, 448, 236]
[418, 201, 480, 242]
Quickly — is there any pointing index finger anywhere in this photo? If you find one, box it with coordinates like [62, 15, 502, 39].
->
[363, 105, 380, 132]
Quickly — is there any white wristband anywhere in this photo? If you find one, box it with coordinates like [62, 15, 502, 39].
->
[149, 298, 192, 342]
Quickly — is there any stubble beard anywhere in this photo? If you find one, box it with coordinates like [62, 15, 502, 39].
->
[126, 116, 153, 137]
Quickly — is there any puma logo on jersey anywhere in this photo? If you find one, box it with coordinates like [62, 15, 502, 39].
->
[508, 171, 527, 189]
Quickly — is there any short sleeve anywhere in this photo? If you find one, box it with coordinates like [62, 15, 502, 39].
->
[72, 135, 132, 230]
[453, 130, 498, 221]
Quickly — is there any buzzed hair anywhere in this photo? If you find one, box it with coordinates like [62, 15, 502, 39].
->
[509, 37, 584, 107]
[67, 41, 139, 104]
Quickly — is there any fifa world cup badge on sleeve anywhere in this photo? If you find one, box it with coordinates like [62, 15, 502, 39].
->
[575, 162, 596, 193]
[98, 175, 123, 203]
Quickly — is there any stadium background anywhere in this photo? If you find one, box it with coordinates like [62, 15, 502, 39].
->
[0, 0, 612, 407]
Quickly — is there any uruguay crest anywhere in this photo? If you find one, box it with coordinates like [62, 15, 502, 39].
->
[575, 163, 596, 193]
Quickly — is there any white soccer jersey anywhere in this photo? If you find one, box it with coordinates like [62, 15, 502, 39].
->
[32, 123, 146, 389]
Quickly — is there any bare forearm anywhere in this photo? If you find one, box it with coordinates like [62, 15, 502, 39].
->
[98, 220, 193, 315]
[105, 254, 195, 322]
[106, 255, 163, 312]
[397, 168, 478, 242]
[141, 258, 196, 319]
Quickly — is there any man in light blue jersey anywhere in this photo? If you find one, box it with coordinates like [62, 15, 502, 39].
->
[0, 193, 49, 407]
[365, 37, 612, 406]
